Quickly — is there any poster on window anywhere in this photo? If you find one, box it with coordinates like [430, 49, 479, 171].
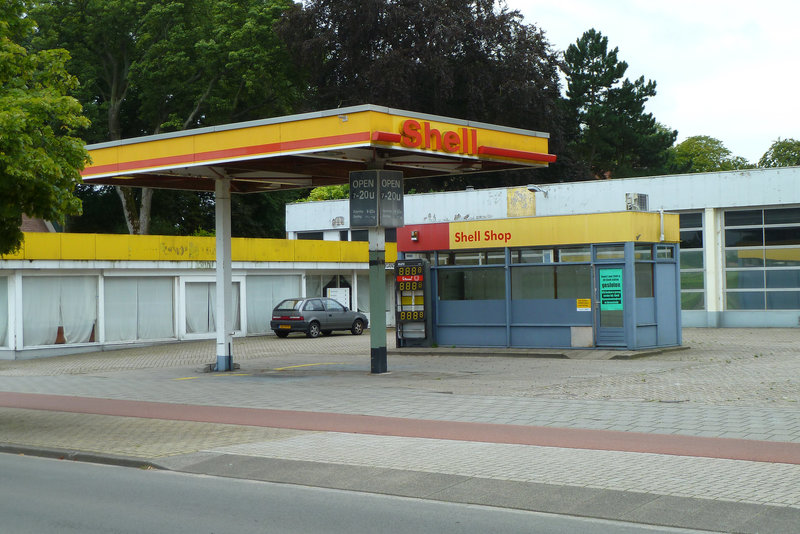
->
[599, 269, 623, 311]
[327, 287, 351, 309]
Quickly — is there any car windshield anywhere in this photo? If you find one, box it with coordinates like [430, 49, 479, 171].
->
[275, 299, 303, 311]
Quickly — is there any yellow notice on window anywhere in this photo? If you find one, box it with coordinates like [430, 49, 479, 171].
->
[576, 298, 592, 311]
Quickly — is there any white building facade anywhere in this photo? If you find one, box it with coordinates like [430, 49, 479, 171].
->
[286, 166, 800, 328]
[0, 236, 387, 360]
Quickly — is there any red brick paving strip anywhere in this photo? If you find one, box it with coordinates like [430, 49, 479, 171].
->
[2, 391, 799, 465]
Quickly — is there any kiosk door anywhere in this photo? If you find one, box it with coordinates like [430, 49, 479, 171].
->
[596, 266, 625, 346]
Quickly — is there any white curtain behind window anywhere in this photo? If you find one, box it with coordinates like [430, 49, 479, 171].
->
[246, 277, 272, 335]
[61, 277, 97, 343]
[104, 278, 138, 342]
[272, 275, 300, 308]
[22, 276, 97, 346]
[23, 277, 60, 346]
[0, 278, 8, 347]
[138, 278, 174, 339]
[186, 282, 240, 334]
[357, 275, 370, 313]
[105, 277, 175, 342]
[305, 275, 321, 298]
[185, 282, 212, 334]
[246, 275, 302, 334]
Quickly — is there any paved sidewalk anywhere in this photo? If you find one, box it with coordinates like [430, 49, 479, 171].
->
[1, 328, 799, 533]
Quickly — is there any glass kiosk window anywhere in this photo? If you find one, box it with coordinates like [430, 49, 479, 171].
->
[438, 268, 505, 300]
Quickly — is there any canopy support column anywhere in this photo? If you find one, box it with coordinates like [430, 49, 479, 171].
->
[214, 176, 234, 371]
[368, 227, 387, 374]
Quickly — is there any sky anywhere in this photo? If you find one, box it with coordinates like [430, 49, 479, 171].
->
[504, 0, 800, 163]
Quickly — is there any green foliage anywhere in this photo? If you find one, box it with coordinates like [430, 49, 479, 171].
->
[148, 190, 216, 236]
[563, 29, 676, 178]
[232, 190, 307, 238]
[0, 0, 90, 254]
[131, 0, 299, 133]
[31, 0, 149, 142]
[278, 0, 565, 187]
[32, 0, 299, 141]
[65, 185, 127, 233]
[668, 135, 752, 173]
[32, 0, 302, 236]
[282, 0, 561, 129]
[299, 185, 350, 202]
[759, 138, 800, 168]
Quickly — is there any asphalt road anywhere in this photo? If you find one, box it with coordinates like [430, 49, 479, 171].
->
[0, 454, 710, 534]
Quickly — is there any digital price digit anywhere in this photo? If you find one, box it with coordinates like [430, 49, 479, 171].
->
[399, 311, 424, 322]
[399, 281, 422, 291]
[398, 265, 421, 276]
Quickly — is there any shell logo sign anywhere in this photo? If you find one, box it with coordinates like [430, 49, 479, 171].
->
[399, 119, 479, 155]
[369, 116, 556, 165]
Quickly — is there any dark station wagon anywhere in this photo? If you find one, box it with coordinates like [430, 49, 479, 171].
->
[270, 297, 368, 338]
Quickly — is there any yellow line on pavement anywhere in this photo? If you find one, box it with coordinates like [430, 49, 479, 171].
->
[174, 373, 251, 380]
[174, 365, 341, 379]
[273, 363, 344, 371]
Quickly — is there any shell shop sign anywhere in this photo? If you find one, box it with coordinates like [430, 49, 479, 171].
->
[453, 229, 513, 245]
[450, 221, 518, 249]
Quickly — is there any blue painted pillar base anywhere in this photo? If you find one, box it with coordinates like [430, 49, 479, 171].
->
[371, 346, 387, 374]
[215, 355, 233, 372]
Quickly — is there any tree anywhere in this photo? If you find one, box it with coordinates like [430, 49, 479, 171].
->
[32, 0, 157, 233]
[66, 185, 128, 234]
[0, 0, 90, 254]
[231, 190, 307, 238]
[277, 0, 565, 187]
[759, 138, 800, 168]
[563, 29, 676, 178]
[130, 0, 298, 132]
[668, 136, 751, 173]
[299, 185, 350, 202]
[31, 0, 299, 235]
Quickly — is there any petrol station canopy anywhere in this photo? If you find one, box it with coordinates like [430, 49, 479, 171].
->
[81, 105, 555, 191]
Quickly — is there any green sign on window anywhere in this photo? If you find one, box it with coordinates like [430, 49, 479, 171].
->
[599, 269, 623, 311]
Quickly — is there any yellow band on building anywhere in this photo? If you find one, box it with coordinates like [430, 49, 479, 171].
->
[2, 233, 398, 264]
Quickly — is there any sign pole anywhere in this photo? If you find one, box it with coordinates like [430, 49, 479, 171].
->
[368, 226, 387, 373]
[349, 169, 404, 375]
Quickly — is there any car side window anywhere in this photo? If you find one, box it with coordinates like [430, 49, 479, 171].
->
[304, 299, 323, 311]
[324, 299, 346, 312]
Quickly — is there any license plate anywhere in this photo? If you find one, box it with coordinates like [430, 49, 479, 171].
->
[279, 325, 291, 329]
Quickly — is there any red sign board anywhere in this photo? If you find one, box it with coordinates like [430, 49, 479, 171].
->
[396, 275, 423, 282]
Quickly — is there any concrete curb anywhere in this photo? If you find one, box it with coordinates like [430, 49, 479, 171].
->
[610, 345, 692, 360]
[162, 453, 800, 534]
[390, 345, 690, 360]
[391, 348, 568, 359]
[7, 444, 796, 533]
[0, 444, 166, 471]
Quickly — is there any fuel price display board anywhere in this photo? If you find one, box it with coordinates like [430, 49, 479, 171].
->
[395, 259, 426, 323]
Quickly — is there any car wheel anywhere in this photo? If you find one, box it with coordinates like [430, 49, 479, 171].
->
[321, 330, 333, 336]
[274, 331, 289, 338]
[306, 321, 321, 338]
[351, 319, 364, 335]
